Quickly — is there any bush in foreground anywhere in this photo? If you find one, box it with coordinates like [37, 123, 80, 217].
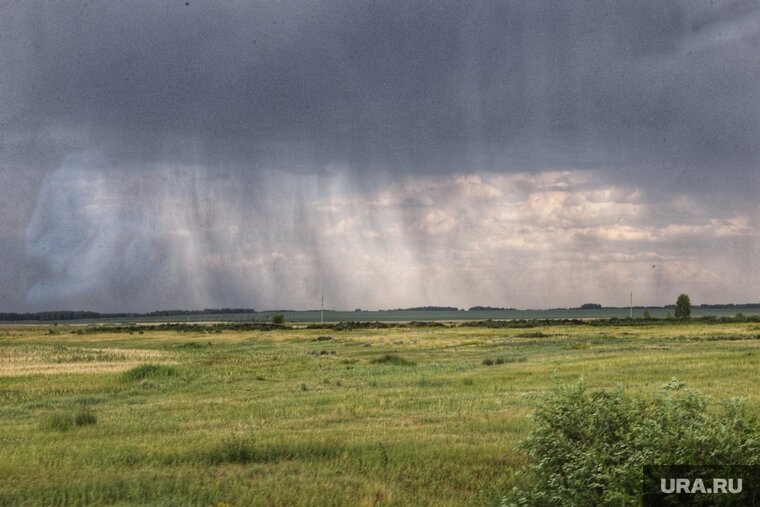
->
[503, 380, 760, 506]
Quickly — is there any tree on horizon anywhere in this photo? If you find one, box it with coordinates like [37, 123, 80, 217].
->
[675, 294, 692, 319]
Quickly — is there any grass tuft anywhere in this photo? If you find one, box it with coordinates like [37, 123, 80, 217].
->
[483, 356, 527, 366]
[207, 435, 257, 464]
[44, 412, 73, 432]
[206, 436, 343, 464]
[370, 354, 416, 366]
[122, 364, 179, 382]
[74, 408, 97, 427]
[177, 342, 207, 349]
[516, 331, 551, 338]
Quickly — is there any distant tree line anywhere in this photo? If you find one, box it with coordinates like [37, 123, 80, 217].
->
[694, 303, 760, 309]
[143, 308, 255, 316]
[0, 308, 256, 322]
[0, 311, 104, 322]
[382, 306, 460, 311]
[573, 303, 760, 311]
[468, 306, 517, 311]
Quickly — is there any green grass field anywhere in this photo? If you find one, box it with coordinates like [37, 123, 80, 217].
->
[1, 321, 760, 505]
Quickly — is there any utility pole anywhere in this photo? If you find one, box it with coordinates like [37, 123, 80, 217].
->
[321, 295, 324, 324]
[630, 292, 633, 319]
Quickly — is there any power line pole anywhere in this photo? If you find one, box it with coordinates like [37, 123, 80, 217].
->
[630, 292, 633, 319]
[321, 295, 324, 324]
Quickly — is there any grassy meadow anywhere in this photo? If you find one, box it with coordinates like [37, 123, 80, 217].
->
[1, 320, 760, 505]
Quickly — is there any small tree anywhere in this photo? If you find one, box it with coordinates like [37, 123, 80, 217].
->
[272, 314, 284, 325]
[675, 293, 691, 319]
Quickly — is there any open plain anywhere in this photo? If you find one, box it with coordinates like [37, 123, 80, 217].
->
[1, 320, 759, 506]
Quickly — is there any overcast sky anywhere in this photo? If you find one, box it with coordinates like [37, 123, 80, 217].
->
[1, 0, 759, 312]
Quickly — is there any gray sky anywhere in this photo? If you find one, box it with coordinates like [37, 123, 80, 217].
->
[1, 0, 759, 312]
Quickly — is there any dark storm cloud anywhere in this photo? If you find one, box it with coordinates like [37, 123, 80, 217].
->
[3, 0, 759, 180]
[1, 1, 759, 312]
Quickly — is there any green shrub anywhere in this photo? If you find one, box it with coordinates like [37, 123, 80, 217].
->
[370, 354, 415, 366]
[74, 408, 97, 427]
[208, 435, 257, 464]
[45, 412, 73, 432]
[206, 435, 342, 464]
[122, 364, 179, 382]
[483, 356, 526, 366]
[272, 314, 285, 325]
[516, 331, 551, 338]
[308, 349, 336, 356]
[176, 342, 206, 349]
[504, 381, 760, 506]
[43, 407, 97, 431]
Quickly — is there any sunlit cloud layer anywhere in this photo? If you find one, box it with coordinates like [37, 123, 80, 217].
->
[20, 158, 759, 311]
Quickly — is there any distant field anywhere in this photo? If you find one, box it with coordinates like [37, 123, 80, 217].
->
[1, 321, 760, 505]
[250, 307, 760, 323]
[11, 306, 760, 324]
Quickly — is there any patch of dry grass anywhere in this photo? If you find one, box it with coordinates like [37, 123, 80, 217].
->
[0, 344, 173, 377]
